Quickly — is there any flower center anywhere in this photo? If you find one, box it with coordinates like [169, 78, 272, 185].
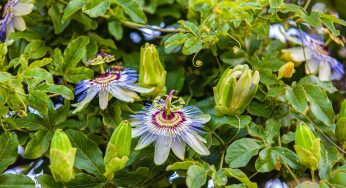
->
[93, 73, 120, 85]
[152, 111, 186, 128]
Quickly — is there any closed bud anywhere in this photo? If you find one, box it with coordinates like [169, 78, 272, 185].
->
[294, 122, 320, 170]
[278, 62, 295, 79]
[49, 129, 76, 183]
[214, 64, 259, 116]
[103, 120, 132, 180]
[139, 43, 166, 96]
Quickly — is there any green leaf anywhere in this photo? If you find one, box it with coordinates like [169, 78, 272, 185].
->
[83, 0, 110, 18]
[269, 0, 284, 8]
[48, 3, 71, 34]
[166, 66, 185, 91]
[164, 33, 189, 49]
[182, 37, 202, 55]
[62, 0, 87, 23]
[15, 113, 45, 131]
[0, 72, 15, 83]
[0, 174, 35, 188]
[247, 100, 272, 118]
[35, 83, 74, 100]
[167, 161, 200, 171]
[186, 165, 208, 188]
[299, 76, 337, 93]
[0, 131, 18, 173]
[63, 36, 90, 69]
[28, 90, 49, 116]
[65, 67, 93, 83]
[304, 84, 334, 125]
[29, 58, 52, 69]
[24, 129, 54, 159]
[225, 138, 262, 168]
[320, 17, 340, 36]
[101, 104, 122, 127]
[37, 175, 63, 188]
[223, 168, 258, 188]
[209, 115, 252, 131]
[111, 167, 149, 187]
[295, 181, 320, 188]
[24, 40, 48, 59]
[108, 21, 123, 40]
[66, 129, 105, 179]
[255, 147, 299, 172]
[116, 0, 147, 24]
[23, 68, 53, 81]
[67, 173, 105, 188]
[178, 20, 199, 36]
[285, 84, 307, 113]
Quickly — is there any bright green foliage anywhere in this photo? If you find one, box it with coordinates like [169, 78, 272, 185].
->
[0, 0, 346, 187]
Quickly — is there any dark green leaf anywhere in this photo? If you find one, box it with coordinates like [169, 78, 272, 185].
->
[304, 84, 334, 126]
[67, 173, 105, 188]
[108, 21, 123, 40]
[225, 138, 263, 168]
[0, 174, 35, 188]
[186, 165, 208, 188]
[24, 129, 53, 159]
[65, 67, 93, 83]
[285, 85, 307, 113]
[62, 0, 86, 23]
[116, 0, 147, 23]
[82, 0, 110, 18]
[37, 175, 63, 188]
[111, 167, 149, 187]
[66, 130, 105, 179]
[63, 36, 89, 69]
[0, 131, 18, 173]
[28, 90, 49, 116]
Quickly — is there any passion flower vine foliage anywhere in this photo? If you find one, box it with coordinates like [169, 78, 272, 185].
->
[1, 0, 346, 187]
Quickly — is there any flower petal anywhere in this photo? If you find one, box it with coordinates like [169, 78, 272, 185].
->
[189, 114, 211, 124]
[181, 131, 209, 156]
[318, 61, 331, 81]
[109, 86, 135, 102]
[154, 136, 172, 165]
[73, 87, 99, 113]
[171, 137, 185, 160]
[135, 132, 156, 150]
[13, 3, 33, 16]
[98, 88, 109, 110]
[13, 16, 26, 31]
[305, 59, 319, 75]
[123, 84, 154, 94]
[282, 47, 312, 62]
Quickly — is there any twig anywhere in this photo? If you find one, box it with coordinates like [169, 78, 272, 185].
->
[121, 21, 188, 33]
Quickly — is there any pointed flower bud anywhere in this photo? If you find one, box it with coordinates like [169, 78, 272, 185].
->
[103, 120, 132, 180]
[139, 43, 166, 96]
[213, 64, 259, 116]
[294, 122, 320, 170]
[278, 62, 295, 79]
[336, 99, 346, 148]
[49, 129, 77, 183]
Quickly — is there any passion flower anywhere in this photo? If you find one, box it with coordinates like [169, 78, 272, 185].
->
[73, 53, 153, 113]
[130, 90, 210, 165]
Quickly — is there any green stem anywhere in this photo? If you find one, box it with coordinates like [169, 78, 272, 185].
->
[219, 149, 225, 170]
[122, 21, 188, 33]
[99, 64, 105, 74]
[212, 132, 225, 145]
[282, 158, 300, 184]
[311, 169, 315, 182]
[0, 85, 26, 96]
[304, 0, 311, 10]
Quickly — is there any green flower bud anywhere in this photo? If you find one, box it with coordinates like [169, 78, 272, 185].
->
[49, 129, 76, 183]
[103, 120, 132, 180]
[213, 64, 259, 116]
[139, 43, 166, 96]
[294, 122, 320, 170]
